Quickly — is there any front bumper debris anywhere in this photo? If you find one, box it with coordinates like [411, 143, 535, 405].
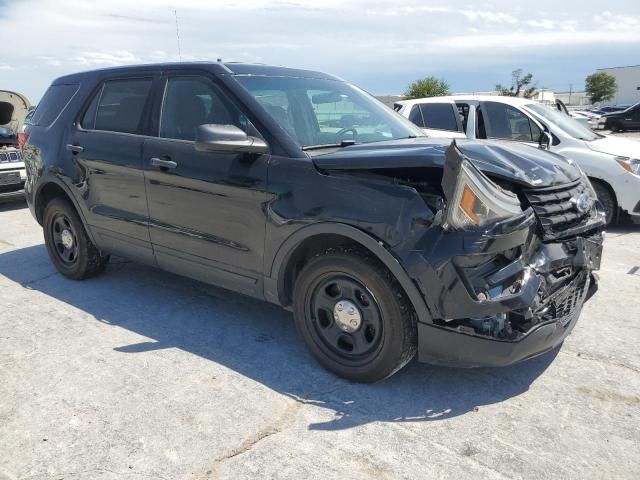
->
[409, 209, 604, 368]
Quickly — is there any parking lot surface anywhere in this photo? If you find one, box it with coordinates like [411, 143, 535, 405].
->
[1, 202, 639, 480]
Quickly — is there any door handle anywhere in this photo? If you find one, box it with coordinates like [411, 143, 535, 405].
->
[150, 157, 177, 169]
[66, 144, 84, 153]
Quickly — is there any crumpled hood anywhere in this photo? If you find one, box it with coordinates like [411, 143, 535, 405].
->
[312, 137, 580, 188]
[586, 135, 640, 160]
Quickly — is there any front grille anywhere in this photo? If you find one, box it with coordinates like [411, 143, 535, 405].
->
[537, 272, 589, 326]
[523, 180, 591, 239]
[0, 150, 23, 163]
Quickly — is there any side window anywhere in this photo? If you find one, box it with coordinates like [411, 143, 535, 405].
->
[484, 102, 537, 142]
[160, 76, 246, 141]
[408, 105, 424, 127]
[476, 108, 487, 139]
[419, 103, 460, 131]
[83, 79, 152, 134]
[80, 88, 100, 130]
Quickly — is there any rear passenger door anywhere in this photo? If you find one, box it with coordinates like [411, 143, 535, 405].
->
[142, 73, 269, 297]
[66, 76, 157, 264]
[478, 101, 542, 145]
[408, 102, 465, 137]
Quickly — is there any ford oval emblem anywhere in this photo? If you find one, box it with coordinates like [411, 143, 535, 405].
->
[573, 193, 591, 214]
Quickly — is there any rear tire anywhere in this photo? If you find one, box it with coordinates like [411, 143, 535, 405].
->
[591, 180, 616, 226]
[43, 197, 108, 279]
[293, 248, 417, 383]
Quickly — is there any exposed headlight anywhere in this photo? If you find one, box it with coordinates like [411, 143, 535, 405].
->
[446, 159, 523, 230]
[615, 157, 640, 176]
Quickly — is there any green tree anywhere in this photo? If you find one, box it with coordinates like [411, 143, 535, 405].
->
[496, 69, 537, 98]
[585, 72, 618, 103]
[404, 77, 450, 99]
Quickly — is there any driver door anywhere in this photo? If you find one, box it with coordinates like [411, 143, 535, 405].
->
[143, 73, 270, 297]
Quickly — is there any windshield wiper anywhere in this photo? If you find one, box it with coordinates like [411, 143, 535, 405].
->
[302, 139, 358, 151]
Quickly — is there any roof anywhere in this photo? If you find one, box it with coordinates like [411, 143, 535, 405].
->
[395, 95, 536, 107]
[53, 61, 341, 84]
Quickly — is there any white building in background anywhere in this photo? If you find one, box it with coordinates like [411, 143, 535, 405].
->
[596, 65, 640, 106]
[554, 90, 591, 107]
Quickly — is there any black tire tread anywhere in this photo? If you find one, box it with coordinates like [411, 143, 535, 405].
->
[293, 246, 417, 382]
[43, 197, 108, 280]
[591, 180, 616, 226]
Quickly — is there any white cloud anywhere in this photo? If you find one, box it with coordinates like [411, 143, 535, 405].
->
[71, 50, 141, 67]
[527, 19, 555, 29]
[0, 0, 639, 100]
[461, 10, 519, 24]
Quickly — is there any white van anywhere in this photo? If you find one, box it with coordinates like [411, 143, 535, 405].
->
[395, 96, 640, 225]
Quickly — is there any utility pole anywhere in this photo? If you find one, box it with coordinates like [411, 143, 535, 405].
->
[174, 9, 182, 62]
[569, 83, 573, 105]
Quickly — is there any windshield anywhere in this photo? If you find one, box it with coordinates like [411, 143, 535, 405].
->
[235, 75, 425, 148]
[525, 103, 599, 141]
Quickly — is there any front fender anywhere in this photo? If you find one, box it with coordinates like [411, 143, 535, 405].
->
[264, 222, 434, 325]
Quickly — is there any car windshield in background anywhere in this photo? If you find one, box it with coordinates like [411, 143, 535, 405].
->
[235, 75, 425, 148]
[526, 103, 599, 141]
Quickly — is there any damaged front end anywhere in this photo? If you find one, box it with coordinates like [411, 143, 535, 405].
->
[412, 142, 605, 367]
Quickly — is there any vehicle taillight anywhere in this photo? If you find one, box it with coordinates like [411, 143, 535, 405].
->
[18, 132, 29, 150]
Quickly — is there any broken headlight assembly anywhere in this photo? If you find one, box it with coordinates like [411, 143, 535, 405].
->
[443, 143, 523, 230]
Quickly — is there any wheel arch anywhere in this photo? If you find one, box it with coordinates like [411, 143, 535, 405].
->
[34, 178, 97, 244]
[265, 223, 433, 325]
[588, 176, 618, 219]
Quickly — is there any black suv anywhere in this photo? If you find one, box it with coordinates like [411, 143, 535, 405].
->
[598, 102, 640, 132]
[23, 63, 605, 382]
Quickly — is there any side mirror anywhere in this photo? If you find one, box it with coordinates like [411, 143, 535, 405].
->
[195, 124, 268, 154]
[539, 131, 552, 150]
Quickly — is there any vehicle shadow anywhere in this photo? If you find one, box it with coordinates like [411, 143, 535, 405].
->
[0, 244, 558, 431]
[0, 198, 27, 212]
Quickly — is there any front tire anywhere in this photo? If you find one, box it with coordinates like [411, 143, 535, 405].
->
[611, 122, 625, 133]
[43, 197, 108, 279]
[293, 249, 417, 383]
[591, 181, 616, 226]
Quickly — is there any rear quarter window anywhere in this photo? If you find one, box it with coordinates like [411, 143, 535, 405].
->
[30, 84, 79, 127]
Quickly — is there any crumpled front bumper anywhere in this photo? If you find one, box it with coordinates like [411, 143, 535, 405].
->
[408, 209, 604, 368]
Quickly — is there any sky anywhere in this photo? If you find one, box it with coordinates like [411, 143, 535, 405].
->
[0, 0, 639, 103]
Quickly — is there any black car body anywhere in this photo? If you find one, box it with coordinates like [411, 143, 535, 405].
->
[23, 62, 606, 382]
[599, 103, 640, 131]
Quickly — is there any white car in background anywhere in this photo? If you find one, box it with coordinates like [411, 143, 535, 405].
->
[0, 90, 31, 202]
[395, 95, 640, 225]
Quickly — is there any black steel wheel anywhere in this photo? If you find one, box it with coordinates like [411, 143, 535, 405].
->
[307, 274, 384, 362]
[50, 213, 79, 266]
[43, 197, 109, 279]
[293, 248, 417, 383]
